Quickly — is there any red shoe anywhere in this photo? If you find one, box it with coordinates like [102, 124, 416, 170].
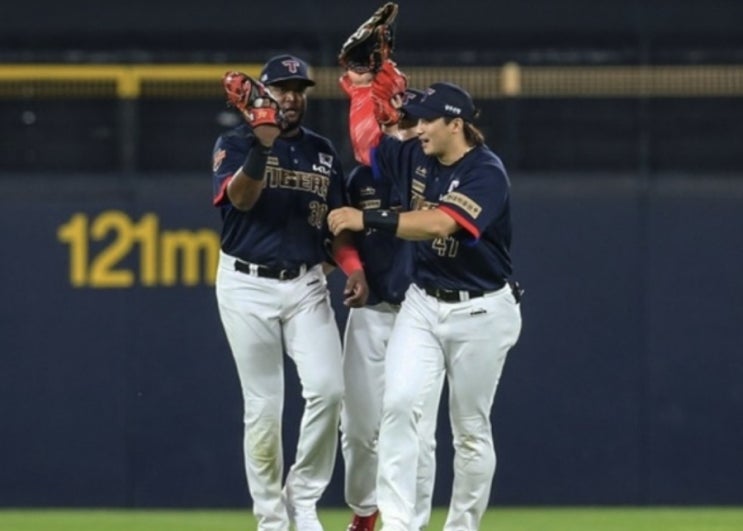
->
[346, 511, 379, 531]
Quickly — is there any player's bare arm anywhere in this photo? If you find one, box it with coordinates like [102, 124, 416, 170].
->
[328, 206, 458, 240]
[227, 124, 280, 210]
[331, 230, 370, 307]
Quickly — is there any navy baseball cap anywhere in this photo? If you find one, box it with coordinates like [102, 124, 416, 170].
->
[399, 88, 425, 125]
[260, 54, 316, 87]
[402, 82, 477, 122]
[402, 88, 425, 106]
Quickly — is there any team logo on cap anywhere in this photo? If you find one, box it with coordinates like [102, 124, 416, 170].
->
[282, 59, 301, 73]
[403, 92, 419, 105]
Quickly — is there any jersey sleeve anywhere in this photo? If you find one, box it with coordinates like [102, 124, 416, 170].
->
[211, 134, 250, 207]
[326, 144, 346, 211]
[437, 160, 509, 241]
[345, 165, 374, 208]
[345, 82, 383, 166]
[370, 135, 418, 207]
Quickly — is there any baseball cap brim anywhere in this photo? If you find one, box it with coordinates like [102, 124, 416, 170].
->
[265, 75, 316, 87]
[401, 102, 444, 120]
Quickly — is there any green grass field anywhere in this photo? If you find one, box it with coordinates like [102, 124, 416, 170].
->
[1, 508, 742, 531]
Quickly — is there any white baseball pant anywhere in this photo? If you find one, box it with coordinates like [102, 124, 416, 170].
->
[377, 283, 522, 531]
[216, 252, 344, 531]
[341, 302, 444, 530]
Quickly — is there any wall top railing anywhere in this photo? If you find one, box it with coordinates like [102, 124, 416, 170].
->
[2, 64, 743, 99]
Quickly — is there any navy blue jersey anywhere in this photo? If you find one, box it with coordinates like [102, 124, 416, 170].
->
[212, 124, 344, 269]
[345, 164, 413, 305]
[374, 136, 513, 291]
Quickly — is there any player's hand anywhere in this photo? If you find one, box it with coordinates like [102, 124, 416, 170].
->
[338, 71, 374, 99]
[390, 92, 404, 109]
[223, 71, 284, 130]
[344, 269, 369, 308]
[342, 70, 374, 88]
[328, 207, 364, 235]
[250, 123, 281, 148]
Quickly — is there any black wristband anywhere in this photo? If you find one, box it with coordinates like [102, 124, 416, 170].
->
[241, 145, 271, 181]
[363, 209, 399, 234]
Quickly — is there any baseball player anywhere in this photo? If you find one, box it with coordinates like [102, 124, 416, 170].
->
[338, 81, 445, 531]
[212, 55, 368, 531]
[329, 65, 523, 531]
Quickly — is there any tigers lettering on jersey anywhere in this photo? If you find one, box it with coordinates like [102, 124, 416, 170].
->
[211, 124, 344, 268]
[265, 165, 330, 200]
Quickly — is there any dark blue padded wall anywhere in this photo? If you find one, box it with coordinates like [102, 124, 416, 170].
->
[0, 175, 741, 507]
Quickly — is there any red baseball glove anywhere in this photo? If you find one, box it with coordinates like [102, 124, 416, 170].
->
[223, 71, 283, 128]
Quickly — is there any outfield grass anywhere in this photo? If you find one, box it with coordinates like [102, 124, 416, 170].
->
[0, 507, 742, 531]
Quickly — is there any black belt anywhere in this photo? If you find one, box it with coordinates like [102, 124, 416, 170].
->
[423, 286, 488, 302]
[422, 280, 522, 304]
[234, 260, 305, 280]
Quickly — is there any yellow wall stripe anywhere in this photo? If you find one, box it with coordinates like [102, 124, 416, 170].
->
[1, 64, 742, 98]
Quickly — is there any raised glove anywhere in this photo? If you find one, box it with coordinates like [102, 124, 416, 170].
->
[223, 71, 282, 128]
[338, 2, 398, 74]
[371, 60, 407, 125]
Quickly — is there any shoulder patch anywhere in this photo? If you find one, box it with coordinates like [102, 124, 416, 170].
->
[442, 191, 483, 219]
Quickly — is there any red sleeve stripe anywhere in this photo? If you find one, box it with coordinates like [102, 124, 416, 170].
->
[438, 205, 481, 240]
[213, 175, 233, 206]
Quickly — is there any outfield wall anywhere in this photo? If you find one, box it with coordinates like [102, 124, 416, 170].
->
[0, 174, 741, 507]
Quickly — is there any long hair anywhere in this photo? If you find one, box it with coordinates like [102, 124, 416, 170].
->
[444, 115, 485, 147]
